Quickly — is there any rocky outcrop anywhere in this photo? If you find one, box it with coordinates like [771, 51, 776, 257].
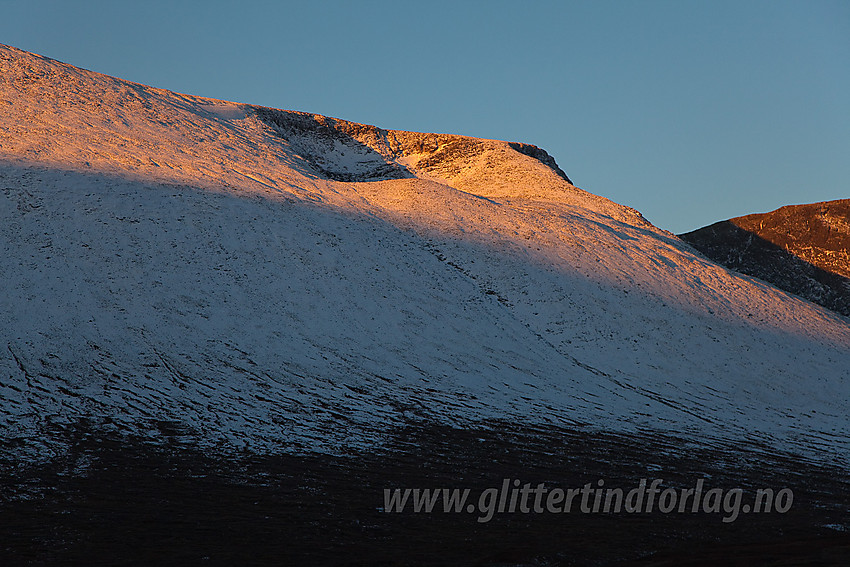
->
[251, 106, 572, 184]
[508, 142, 572, 183]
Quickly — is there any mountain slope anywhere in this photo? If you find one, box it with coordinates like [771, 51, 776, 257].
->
[680, 200, 850, 317]
[1, 44, 849, 466]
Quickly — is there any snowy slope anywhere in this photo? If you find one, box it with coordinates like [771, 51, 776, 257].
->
[1, 44, 849, 464]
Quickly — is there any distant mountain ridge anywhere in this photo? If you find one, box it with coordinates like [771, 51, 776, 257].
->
[680, 200, 850, 317]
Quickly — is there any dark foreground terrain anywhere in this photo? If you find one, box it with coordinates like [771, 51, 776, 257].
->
[1, 421, 848, 566]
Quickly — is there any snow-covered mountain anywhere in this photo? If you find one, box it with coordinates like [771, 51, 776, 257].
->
[2, 43, 849, 467]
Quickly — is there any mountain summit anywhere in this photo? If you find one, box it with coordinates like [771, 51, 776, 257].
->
[1, 44, 849, 465]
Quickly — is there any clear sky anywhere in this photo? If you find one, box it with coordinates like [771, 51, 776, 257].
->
[2, 0, 848, 233]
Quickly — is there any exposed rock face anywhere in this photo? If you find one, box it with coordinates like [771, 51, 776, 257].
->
[508, 141, 572, 184]
[680, 200, 850, 317]
[252, 106, 573, 184]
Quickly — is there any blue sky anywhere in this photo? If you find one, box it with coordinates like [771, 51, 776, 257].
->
[3, 0, 848, 233]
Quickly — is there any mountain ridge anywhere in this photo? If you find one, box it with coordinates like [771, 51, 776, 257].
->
[1, 43, 635, 221]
